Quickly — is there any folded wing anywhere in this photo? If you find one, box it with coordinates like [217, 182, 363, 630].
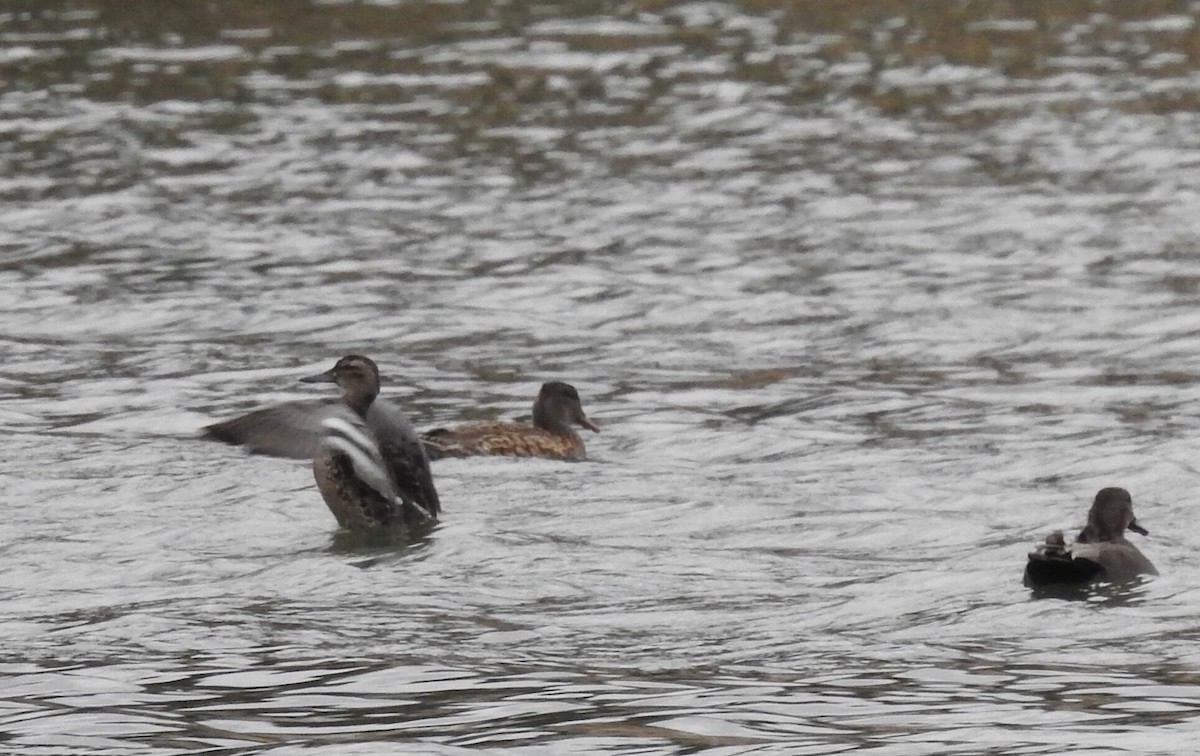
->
[367, 399, 441, 518]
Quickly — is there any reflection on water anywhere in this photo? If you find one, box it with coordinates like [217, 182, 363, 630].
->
[5, 1, 1200, 753]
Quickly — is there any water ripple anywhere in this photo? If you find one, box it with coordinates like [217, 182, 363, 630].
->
[6, 1, 1200, 753]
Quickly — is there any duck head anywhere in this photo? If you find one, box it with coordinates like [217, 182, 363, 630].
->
[533, 381, 599, 434]
[1079, 486, 1147, 543]
[302, 355, 381, 414]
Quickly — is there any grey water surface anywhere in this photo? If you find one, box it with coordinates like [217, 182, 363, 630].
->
[4, 2, 1200, 753]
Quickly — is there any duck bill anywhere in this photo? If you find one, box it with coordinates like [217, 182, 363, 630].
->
[577, 414, 600, 433]
[300, 368, 337, 384]
[1128, 521, 1148, 536]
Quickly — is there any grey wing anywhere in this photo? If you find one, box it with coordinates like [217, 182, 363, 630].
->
[202, 399, 347, 459]
[367, 399, 442, 517]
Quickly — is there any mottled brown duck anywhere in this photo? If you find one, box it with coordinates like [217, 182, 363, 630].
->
[421, 381, 599, 461]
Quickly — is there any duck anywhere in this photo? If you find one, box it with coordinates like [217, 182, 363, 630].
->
[202, 355, 440, 532]
[1023, 487, 1157, 587]
[421, 381, 599, 461]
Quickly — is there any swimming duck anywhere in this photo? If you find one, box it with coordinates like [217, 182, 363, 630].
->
[202, 355, 440, 532]
[421, 381, 599, 461]
[1023, 487, 1157, 587]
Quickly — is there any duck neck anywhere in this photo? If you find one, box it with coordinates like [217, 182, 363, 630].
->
[1078, 524, 1125, 544]
[532, 403, 572, 436]
[342, 386, 378, 417]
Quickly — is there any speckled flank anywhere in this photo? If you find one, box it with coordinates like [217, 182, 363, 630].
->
[314, 455, 410, 530]
[421, 381, 598, 461]
[423, 422, 587, 461]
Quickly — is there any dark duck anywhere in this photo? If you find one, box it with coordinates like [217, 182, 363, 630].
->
[421, 381, 599, 461]
[202, 355, 440, 532]
[1023, 487, 1157, 587]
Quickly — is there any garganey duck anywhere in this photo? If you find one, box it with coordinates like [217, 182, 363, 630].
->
[1024, 487, 1157, 586]
[202, 355, 440, 532]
